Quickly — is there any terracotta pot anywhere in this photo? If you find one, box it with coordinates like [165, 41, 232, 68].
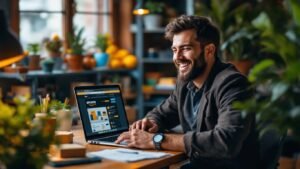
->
[65, 54, 83, 71]
[83, 54, 96, 70]
[28, 54, 41, 70]
[229, 60, 253, 76]
[47, 51, 61, 58]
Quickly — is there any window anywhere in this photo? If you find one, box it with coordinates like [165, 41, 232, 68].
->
[18, 0, 112, 52]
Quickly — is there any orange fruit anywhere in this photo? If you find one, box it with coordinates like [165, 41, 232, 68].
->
[123, 55, 137, 69]
[106, 45, 118, 56]
[114, 49, 129, 59]
[110, 59, 123, 69]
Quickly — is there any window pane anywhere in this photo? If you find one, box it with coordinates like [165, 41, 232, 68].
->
[20, 0, 63, 11]
[20, 13, 63, 48]
[75, 0, 99, 12]
[73, 14, 98, 50]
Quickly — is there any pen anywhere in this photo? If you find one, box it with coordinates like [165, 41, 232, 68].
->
[117, 150, 139, 154]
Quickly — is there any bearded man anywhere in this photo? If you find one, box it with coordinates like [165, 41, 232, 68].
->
[116, 15, 259, 169]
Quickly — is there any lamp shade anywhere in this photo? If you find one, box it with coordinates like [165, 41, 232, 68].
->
[0, 10, 24, 68]
[133, 0, 149, 15]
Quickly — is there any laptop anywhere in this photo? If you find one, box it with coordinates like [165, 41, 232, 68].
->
[74, 84, 129, 147]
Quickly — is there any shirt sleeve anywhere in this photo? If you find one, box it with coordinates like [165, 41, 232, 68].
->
[145, 86, 180, 131]
[183, 74, 254, 159]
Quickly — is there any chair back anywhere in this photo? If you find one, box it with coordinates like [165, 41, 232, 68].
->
[259, 129, 286, 169]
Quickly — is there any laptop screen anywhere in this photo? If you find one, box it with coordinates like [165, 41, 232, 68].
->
[75, 85, 129, 138]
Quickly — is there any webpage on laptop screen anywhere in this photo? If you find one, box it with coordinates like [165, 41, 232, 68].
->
[76, 87, 128, 137]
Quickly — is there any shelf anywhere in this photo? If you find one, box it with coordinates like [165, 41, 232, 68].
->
[143, 58, 173, 64]
[0, 68, 135, 81]
[131, 26, 165, 33]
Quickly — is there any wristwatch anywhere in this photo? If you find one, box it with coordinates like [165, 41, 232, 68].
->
[153, 133, 164, 150]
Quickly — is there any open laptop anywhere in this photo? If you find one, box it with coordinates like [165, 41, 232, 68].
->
[74, 84, 129, 147]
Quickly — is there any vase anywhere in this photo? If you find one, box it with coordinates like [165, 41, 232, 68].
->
[144, 14, 163, 30]
[28, 54, 41, 70]
[4, 152, 48, 169]
[65, 54, 83, 71]
[94, 52, 109, 67]
[41, 61, 54, 73]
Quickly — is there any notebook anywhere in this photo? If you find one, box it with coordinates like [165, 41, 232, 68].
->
[74, 84, 129, 147]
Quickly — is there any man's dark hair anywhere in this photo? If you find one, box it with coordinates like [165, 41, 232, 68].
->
[165, 15, 220, 51]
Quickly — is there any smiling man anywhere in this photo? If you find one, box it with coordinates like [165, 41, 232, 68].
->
[116, 15, 259, 169]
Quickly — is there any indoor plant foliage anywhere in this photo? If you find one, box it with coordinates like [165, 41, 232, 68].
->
[65, 27, 86, 71]
[234, 0, 300, 138]
[143, 0, 165, 30]
[0, 97, 57, 169]
[94, 33, 109, 67]
[67, 27, 86, 55]
[45, 34, 62, 56]
[195, 0, 261, 74]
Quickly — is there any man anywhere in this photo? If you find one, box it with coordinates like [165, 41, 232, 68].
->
[116, 15, 259, 169]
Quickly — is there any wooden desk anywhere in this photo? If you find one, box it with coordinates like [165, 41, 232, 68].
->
[44, 126, 187, 169]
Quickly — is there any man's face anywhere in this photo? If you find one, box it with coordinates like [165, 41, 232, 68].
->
[172, 29, 207, 82]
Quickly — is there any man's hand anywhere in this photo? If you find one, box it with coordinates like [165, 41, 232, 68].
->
[130, 118, 158, 133]
[115, 129, 155, 149]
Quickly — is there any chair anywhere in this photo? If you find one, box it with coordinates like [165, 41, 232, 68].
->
[259, 129, 287, 169]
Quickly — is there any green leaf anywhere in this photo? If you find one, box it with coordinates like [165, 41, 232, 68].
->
[271, 82, 289, 101]
[290, 106, 300, 118]
[290, 0, 300, 26]
[248, 59, 275, 82]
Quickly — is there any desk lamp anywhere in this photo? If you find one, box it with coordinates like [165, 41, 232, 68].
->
[0, 10, 25, 68]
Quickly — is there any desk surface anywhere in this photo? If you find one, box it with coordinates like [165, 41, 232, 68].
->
[44, 126, 186, 169]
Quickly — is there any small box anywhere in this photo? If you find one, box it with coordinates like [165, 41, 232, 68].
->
[50, 144, 86, 158]
[55, 131, 73, 144]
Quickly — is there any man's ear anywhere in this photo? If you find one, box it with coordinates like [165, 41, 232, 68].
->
[204, 43, 216, 59]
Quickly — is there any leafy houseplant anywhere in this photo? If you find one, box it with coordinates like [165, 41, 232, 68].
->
[0, 97, 57, 169]
[143, 0, 165, 30]
[65, 27, 86, 71]
[234, 0, 300, 138]
[27, 43, 41, 70]
[45, 34, 62, 57]
[94, 34, 109, 67]
[195, 0, 261, 75]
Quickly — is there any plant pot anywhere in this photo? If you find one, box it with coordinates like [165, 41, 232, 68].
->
[41, 61, 54, 73]
[144, 14, 163, 30]
[28, 54, 41, 70]
[65, 54, 83, 71]
[94, 52, 109, 67]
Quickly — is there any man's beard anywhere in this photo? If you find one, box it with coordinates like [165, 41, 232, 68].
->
[176, 52, 207, 82]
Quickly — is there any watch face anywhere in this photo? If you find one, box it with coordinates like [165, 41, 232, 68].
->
[154, 134, 163, 142]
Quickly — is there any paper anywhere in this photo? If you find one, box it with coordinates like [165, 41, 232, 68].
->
[88, 148, 171, 162]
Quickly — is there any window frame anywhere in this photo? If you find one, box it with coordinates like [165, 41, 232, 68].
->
[10, 0, 114, 49]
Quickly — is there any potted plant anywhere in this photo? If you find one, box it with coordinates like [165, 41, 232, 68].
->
[40, 58, 55, 73]
[44, 34, 64, 70]
[65, 27, 86, 71]
[94, 33, 109, 67]
[195, 0, 261, 75]
[27, 43, 41, 70]
[144, 0, 165, 30]
[0, 96, 57, 169]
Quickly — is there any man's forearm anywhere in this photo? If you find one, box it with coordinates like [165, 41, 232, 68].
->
[161, 134, 185, 152]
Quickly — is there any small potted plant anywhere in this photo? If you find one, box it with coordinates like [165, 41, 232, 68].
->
[0, 96, 57, 169]
[94, 33, 109, 67]
[45, 34, 62, 58]
[144, 0, 165, 30]
[27, 43, 41, 70]
[40, 58, 55, 73]
[65, 27, 86, 71]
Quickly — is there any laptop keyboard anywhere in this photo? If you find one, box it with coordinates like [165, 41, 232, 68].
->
[95, 135, 119, 142]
